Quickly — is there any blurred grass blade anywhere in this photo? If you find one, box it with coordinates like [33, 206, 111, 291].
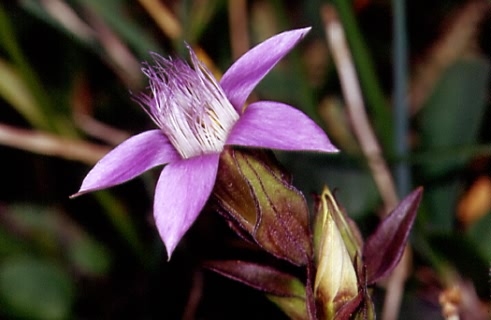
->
[21, 0, 142, 88]
[20, 0, 101, 55]
[181, 0, 223, 43]
[22, 0, 96, 43]
[138, 0, 181, 40]
[79, 0, 162, 57]
[398, 144, 491, 167]
[0, 59, 48, 129]
[0, 3, 58, 132]
[329, 0, 392, 150]
[94, 191, 147, 262]
[0, 123, 109, 164]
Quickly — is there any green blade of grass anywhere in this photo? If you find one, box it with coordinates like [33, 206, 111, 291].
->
[330, 0, 393, 150]
[0, 3, 59, 133]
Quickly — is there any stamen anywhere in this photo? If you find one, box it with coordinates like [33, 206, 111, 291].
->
[136, 49, 239, 159]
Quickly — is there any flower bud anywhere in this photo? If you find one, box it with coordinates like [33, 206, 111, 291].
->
[213, 147, 312, 266]
[314, 186, 359, 319]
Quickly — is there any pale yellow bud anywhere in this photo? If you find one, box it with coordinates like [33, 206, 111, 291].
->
[314, 187, 359, 319]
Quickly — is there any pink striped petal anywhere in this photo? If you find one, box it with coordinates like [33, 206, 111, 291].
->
[73, 130, 180, 197]
[226, 101, 338, 153]
[220, 27, 311, 112]
[153, 153, 220, 258]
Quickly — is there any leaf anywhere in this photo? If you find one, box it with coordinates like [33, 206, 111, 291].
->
[334, 291, 363, 320]
[467, 212, 491, 261]
[205, 259, 308, 320]
[419, 58, 490, 176]
[352, 288, 376, 320]
[267, 294, 308, 320]
[418, 58, 490, 231]
[5, 204, 111, 276]
[204, 260, 306, 298]
[68, 237, 111, 277]
[363, 187, 423, 284]
[0, 256, 74, 320]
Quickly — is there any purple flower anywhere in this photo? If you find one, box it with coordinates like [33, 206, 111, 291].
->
[72, 27, 338, 258]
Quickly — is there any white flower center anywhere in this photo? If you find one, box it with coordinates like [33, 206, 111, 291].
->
[138, 50, 239, 159]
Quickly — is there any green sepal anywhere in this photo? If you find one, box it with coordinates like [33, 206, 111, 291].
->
[213, 147, 312, 266]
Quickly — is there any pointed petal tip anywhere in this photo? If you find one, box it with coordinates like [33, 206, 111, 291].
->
[153, 154, 220, 263]
[321, 144, 340, 153]
[156, 217, 180, 262]
[296, 26, 312, 35]
[164, 241, 177, 262]
[69, 192, 81, 199]
[221, 27, 314, 111]
[227, 101, 340, 154]
[69, 187, 100, 199]
[363, 186, 424, 284]
[279, 26, 312, 45]
[71, 130, 179, 201]
[401, 186, 424, 210]
[278, 26, 312, 38]
[69, 187, 93, 199]
[299, 144, 339, 154]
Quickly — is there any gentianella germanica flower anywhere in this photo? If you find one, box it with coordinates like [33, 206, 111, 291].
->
[72, 27, 338, 258]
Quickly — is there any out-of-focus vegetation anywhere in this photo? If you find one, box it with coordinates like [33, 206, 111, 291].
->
[0, 0, 490, 319]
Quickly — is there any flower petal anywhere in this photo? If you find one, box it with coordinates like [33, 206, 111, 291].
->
[72, 130, 180, 197]
[226, 101, 338, 152]
[220, 27, 311, 112]
[153, 153, 220, 258]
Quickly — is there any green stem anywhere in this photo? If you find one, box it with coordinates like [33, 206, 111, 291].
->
[330, 0, 393, 150]
[393, 0, 411, 197]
